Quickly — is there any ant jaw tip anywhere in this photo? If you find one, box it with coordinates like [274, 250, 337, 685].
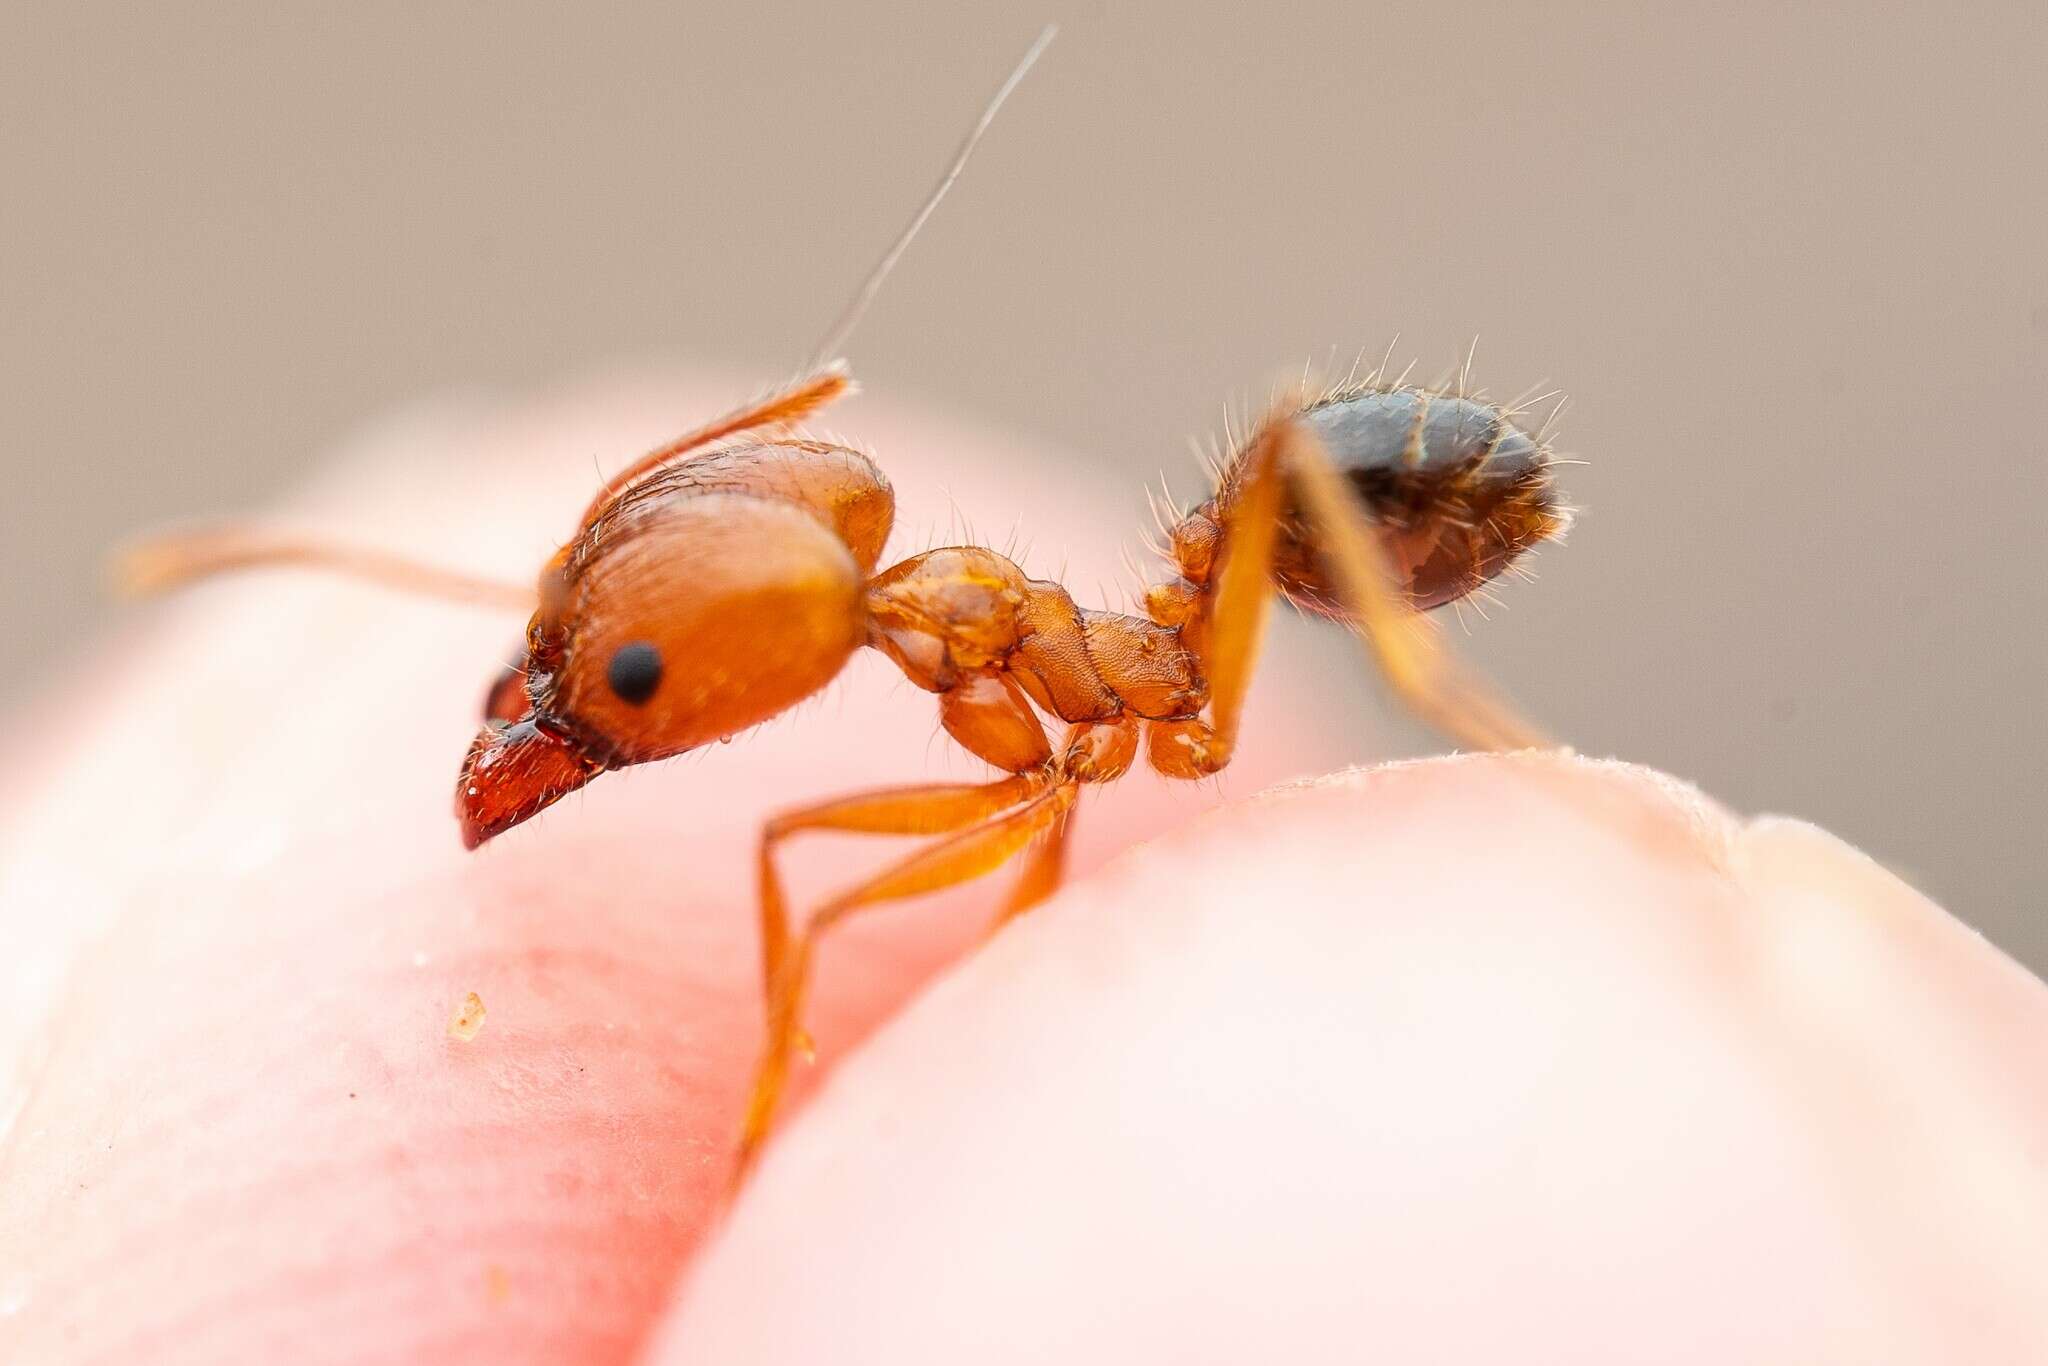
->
[454, 717, 599, 850]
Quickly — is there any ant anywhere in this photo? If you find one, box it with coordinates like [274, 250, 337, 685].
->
[118, 28, 1571, 1184]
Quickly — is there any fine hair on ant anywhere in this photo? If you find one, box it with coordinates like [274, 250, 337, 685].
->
[117, 26, 1573, 1184]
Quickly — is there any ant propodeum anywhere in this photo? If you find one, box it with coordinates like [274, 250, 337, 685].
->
[117, 29, 1572, 1183]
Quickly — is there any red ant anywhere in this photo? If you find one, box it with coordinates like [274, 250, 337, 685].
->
[118, 29, 1571, 1183]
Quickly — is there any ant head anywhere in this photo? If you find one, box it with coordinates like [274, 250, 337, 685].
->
[456, 491, 868, 847]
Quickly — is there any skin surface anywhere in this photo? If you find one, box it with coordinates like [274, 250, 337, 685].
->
[2, 370, 2044, 1363]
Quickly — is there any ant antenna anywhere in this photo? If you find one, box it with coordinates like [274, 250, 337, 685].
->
[801, 23, 1058, 373]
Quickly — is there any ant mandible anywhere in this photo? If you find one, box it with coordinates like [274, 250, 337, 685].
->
[118, 29, 1572, 1184]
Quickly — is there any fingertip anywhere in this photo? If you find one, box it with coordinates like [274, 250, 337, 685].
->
[1249, 749, 1745, 867]
[3, 364, 1355, 1361]
[657, 755, 2048, 1364]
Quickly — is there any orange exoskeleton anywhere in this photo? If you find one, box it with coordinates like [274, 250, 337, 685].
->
[116, 28, 1572, 1184]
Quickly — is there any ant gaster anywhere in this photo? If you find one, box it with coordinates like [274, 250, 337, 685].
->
[119, 28, 1572, 1183]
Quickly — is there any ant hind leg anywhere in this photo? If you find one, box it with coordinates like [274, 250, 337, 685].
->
[1276, 417, 1555, 752]
[1162, 404, 1552, 772]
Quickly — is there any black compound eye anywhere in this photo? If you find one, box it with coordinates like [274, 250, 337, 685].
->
[605, 641, 664, 705]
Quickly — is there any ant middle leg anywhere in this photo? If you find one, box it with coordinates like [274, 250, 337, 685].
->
[736, 717, 1136, 1182]
[988, 715, 1134, 931]
[991, 802, 1072, 931]
[737, 774, 1078, 1183]
[754, 667, 1064, 1014]
[755, 771, 1052, 1022]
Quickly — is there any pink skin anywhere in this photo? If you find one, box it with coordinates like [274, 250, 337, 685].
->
[2, 371, 2044, 1363]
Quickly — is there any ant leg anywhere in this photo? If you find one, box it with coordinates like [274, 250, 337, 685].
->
[113, 528, 533, 608]
[1179, 409, 1551, 768]
[1195, 417, 1292, 765]
[986, 716, 1134, 931]
[123, 369, 855, 606]
[756, 772, 1050, 1026]
[736, 778, 1077, 1185]
[1277, 418, 1554, 751]
[574, 366, 853, 527]
[991, 800, 1072, 930]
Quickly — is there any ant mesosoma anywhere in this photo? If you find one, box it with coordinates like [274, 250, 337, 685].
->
[118, 28, 1572, 1182]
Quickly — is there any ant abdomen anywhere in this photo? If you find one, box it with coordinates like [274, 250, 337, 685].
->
[1280, 385, 1570, 615]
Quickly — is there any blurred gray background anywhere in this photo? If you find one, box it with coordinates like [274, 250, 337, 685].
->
[4, 2, 2042, 961]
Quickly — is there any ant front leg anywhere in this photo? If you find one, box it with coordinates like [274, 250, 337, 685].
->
[116, 368, 855, 607]
[113, 529, 535, 608]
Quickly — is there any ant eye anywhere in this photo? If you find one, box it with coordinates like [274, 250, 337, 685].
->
[606, 641, 664, 704]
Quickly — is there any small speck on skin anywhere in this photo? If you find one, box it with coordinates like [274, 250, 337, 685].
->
[484, 1264, 510, 1305]
[448, 991, 487, 1042]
